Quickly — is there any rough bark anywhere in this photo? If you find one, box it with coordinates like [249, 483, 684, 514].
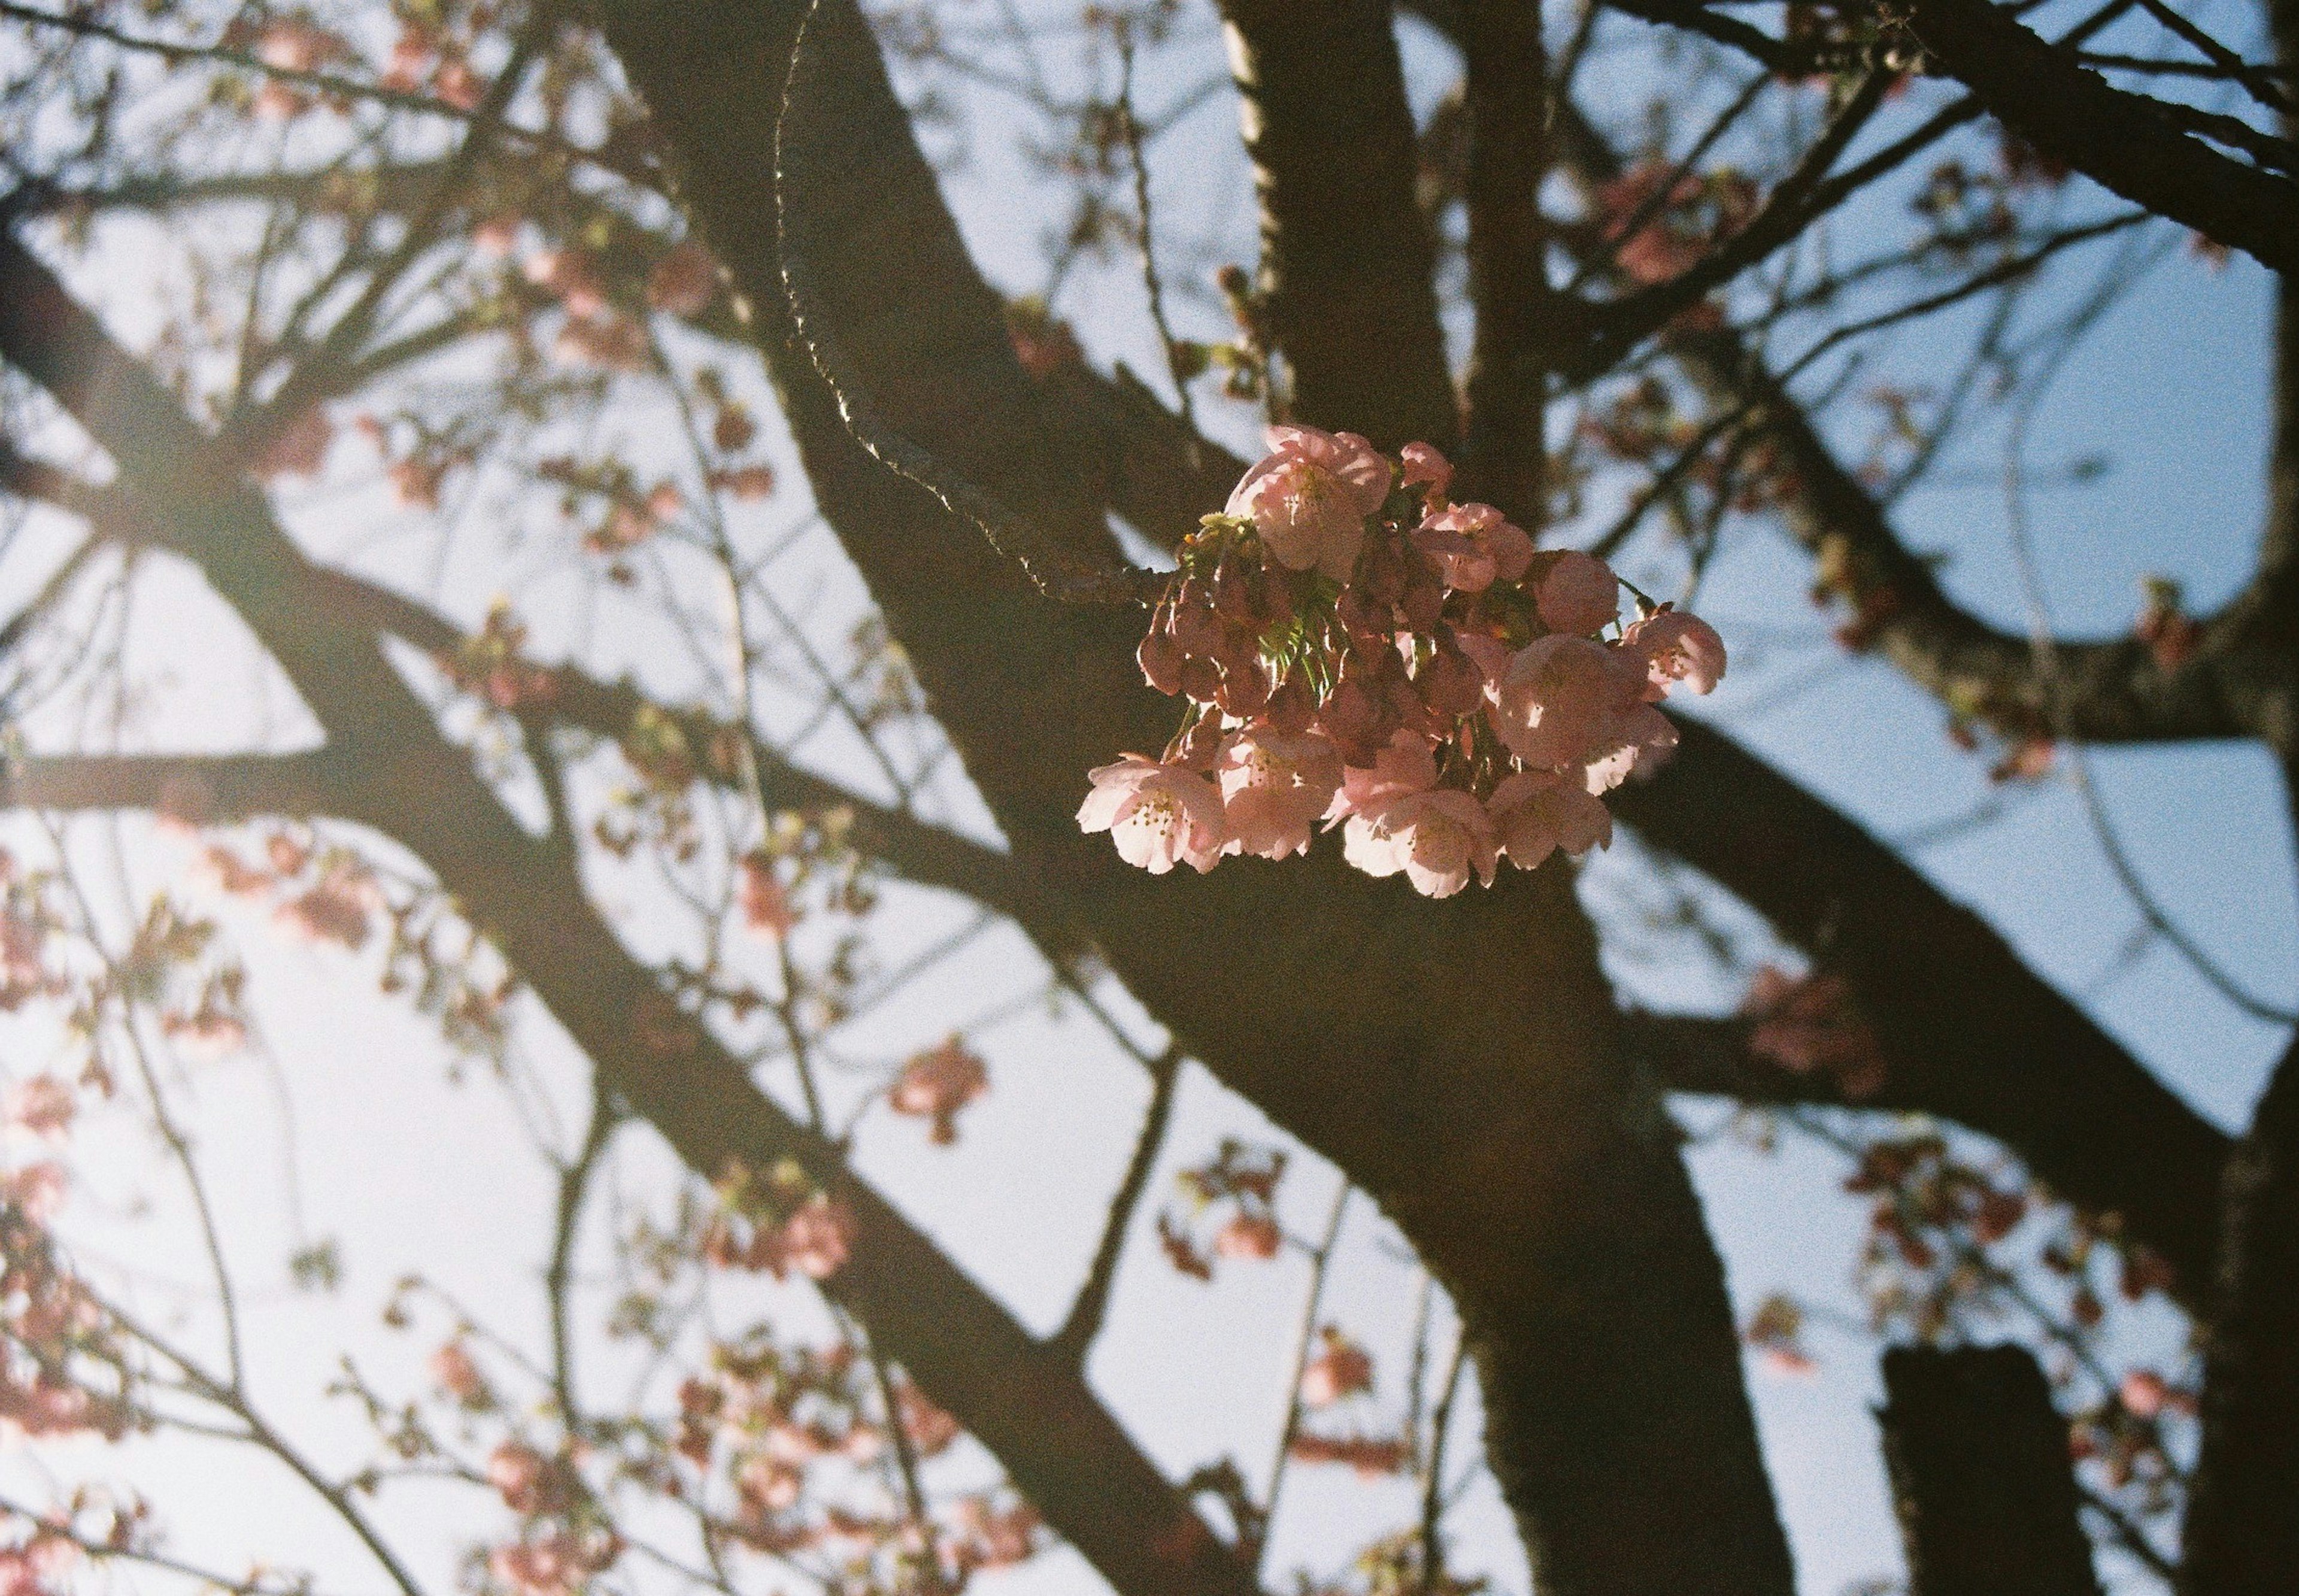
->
[2180, 1030, 2299, 1595]
[1616, 720, 2228, 1307]
[1878, 1345, 2103, 1596]
[1897, 0, 2299, 277]
[596, 3, 1797, 1591]
[1215, 0, 1460, 453]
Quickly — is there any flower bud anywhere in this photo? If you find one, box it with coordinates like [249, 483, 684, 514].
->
[1178, 654, 1224, 704]
[1267, 670, 1316, 735]
[1138, 624, 1185, 694]
[1172, 580, 1225, 658]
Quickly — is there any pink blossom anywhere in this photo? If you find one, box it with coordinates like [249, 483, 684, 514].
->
[1226, 425, 1389, 581]
[735, 1452, 803, 1512]
[162, 1006, 248, 1060]
[2119, 1370, 2173, 1419]
[523, 250, 606, 320]
[1487, 770, 1613, 870]
[1537, 551, 1622, 635]
[889, 1036, 989, 1144]
[647, 242, 721, 317]
[1323, 732, 1437, 824]
[0, 1533, 75, 1596]
[487, 1442, 563, 1516]
[274, 864, 377, 950]
[1625, 609, 1727, 696]
[432, 57, 483, 112]
[1215, 726, 1344, 860]
[472, 214, 521, 259]
[1215, 1212, 1281, 1260]
[4, 1078, 72, 1142]
[1412, 502, 1533, 593]
[1299, 1328, 1373, 1406]
[0, 1162, 65, 1224]
[1576, 699, 1679, 793]
[898, 1383, 960, 1457]
[254, 20, 344, 72]
[1078, 756, 1227, 875]
[1487, 635, 1642, 770]
[950, 1497, 1041, 1571]
[1399, 441, 1452, 498]
[768, 1196, 854, 1281]
[430, 1340, 489, 1404]
[489, 1532, 617, 1596]
[1342, 788, 1498, 899]
[738, 854, 796, 939]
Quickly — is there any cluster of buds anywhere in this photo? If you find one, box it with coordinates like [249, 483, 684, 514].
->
[1079, 427, 1725, 897]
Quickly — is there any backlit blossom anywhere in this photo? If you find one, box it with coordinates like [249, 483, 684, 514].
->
[899, 1383, 960, 1457]
[0, 1533, 76, 1596]
[274, 864, 378, 950]
[1215, 726, 1343, 860]
[1325, 732, 1437, 825]
[1488, 635, 1637, 770]
[430, 1339, 489, 1404]
[1488, 770, 1613, 870]
[4, 1077, 72, 1142]
[1087, 436, 1728, 891]
[1299, 1327, 1373, 1406]
[1398, 441, 1452, 498]
[487, 1442, 565, 1516]
[949, 1497, 1041, 1573]
[647, 242, 721, 317]
[890, 1037, 989, 1145]
[1342, 788, 1497, 899]
[1078, 757, 1226, 875]
[1215, 1211, 1281, 1260]
[1625, 609, 1727, 696]
[1537, 551, 1622, 635]
[1226, 425, 1389, 580]
[522, 250, 607, 320]
[489, 1532, 618, 1596]
[1, 1162, 65, 1224]
[1414, 502, 1533, 593]
[738, 853, 796, 939]
[767, 1196, 854, 1281]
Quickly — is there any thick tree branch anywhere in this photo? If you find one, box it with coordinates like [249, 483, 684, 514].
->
[1214, 0, 1459, 451]
[1878, 1345, 2103, 1596]
[1895, 0, 2299, 276]
[0, 228, 1257, 1596]
[599, 5, 1798, 1592]
[0, 456, 1080, 957]
[2180, 1029, 2299, 1595]
[0, 751, 343, 820]
[1459, 0, 1553, 525]
[1052, 323, 2230, 1320]
[1613, 720, 2228, 1304]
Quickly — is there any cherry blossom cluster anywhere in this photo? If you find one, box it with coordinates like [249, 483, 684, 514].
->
[1080, 427, 1726, 896]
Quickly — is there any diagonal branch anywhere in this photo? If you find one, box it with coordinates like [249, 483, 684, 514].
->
[1895, 0, 2299, 275]
[0, 226, 1258, 1596]
[1612, 719, 2229, 1306]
